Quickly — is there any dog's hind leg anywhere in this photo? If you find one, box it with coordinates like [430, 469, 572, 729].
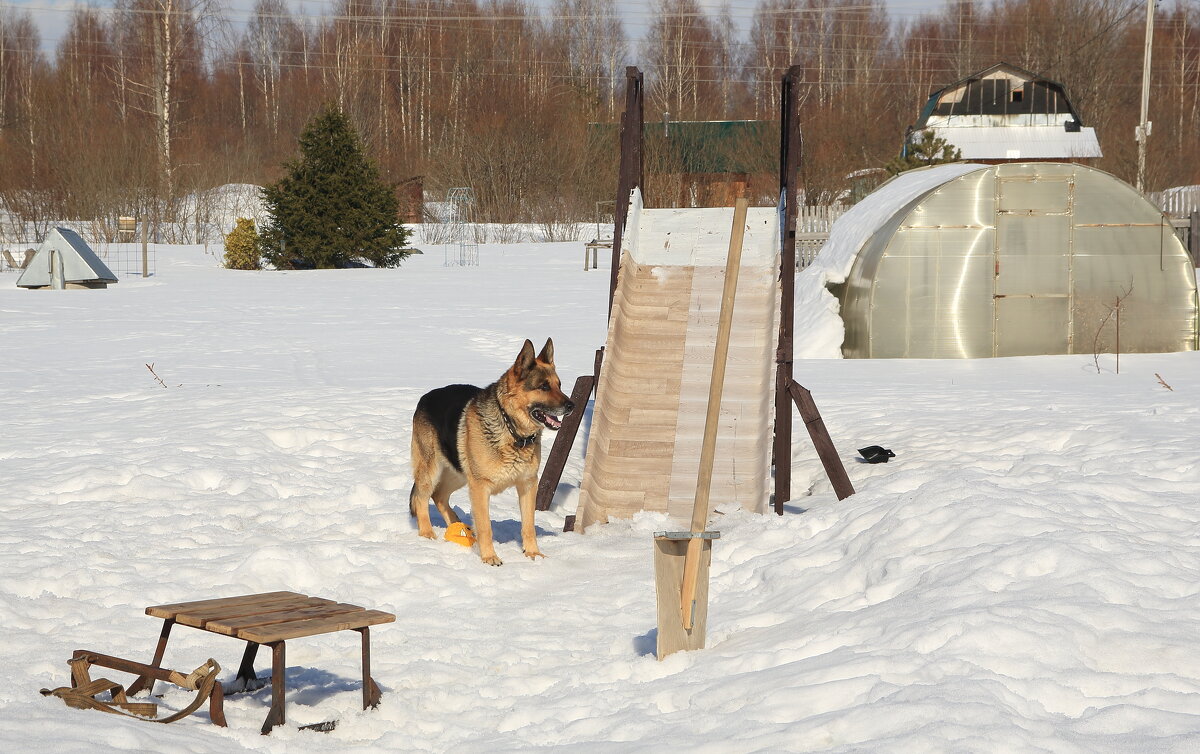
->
[409, 478, 436, 539]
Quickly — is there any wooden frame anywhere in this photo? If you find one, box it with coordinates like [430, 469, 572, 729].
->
[538, 65, 853, 530]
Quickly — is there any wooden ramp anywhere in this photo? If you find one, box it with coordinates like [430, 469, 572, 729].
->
[575, 191, 781, 531]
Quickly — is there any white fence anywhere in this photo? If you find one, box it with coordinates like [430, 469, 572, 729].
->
[1149, 186, 1200, 217]
[795, 205, 846, 268]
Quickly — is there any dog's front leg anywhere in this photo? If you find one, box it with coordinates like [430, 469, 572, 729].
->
[469, 480, 502, 566]
[516, 477, 543, 560]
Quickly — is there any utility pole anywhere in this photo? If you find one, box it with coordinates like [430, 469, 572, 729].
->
[1136, 0, 1157, 194]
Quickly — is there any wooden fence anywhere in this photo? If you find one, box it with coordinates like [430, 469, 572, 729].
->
[795, 204, 846, 268]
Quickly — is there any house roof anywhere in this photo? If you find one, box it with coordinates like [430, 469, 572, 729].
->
[915, 62, 1084, 129]
[589, 119, 774, 175]
[931, 124, 1102, 160]
[927, 62, 1064, 99]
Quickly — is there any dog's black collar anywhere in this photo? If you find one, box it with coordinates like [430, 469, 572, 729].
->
[498, 405, 538, 449]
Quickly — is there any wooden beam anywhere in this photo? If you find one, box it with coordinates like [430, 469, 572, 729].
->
[774, 65, 803, 514]
[535, 374, 596, 511]
[787, 381, 855, 501]
[609, 67, 644, 320]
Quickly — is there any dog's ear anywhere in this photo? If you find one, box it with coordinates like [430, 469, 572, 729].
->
[514, 339, 536, 377]
[537, 337, 554, 364]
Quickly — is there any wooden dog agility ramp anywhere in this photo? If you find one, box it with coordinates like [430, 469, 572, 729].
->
[573, 190, 780, 530]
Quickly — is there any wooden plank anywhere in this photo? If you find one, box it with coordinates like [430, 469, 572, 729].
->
[146, 591, 305, 619]
[677, 197, 747, 630]
[788, 381, 855, 501]
[535, 374, 595, 511]
[204, 603, 366, 636]
[169, 597, 335, 628]
[237, 610, 396, 644]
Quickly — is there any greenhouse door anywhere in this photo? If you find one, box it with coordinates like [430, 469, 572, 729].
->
[993, 176, 1073, 356]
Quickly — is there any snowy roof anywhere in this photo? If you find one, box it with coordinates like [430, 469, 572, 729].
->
[16, 227, 118, 288]
[932, 125, 1101, 160]
[808, 163, 988, 285]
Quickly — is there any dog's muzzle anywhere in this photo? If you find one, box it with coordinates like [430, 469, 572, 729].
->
[531, 399, 574, 431]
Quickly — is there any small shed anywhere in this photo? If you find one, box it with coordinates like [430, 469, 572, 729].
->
[16, 227, 118, 290]
[821, 162, 1198, 358]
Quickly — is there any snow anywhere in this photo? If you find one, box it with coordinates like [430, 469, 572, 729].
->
[2, 235, 1200, 751]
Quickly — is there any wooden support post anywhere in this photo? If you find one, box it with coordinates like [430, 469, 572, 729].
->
[609, 67, 644, 320]
[774, 65, 803, 514]
[536, 374, 595, 511]
[1190, 211, 1199, 267]
[209, 681, 227, 727]
[262, 642, 286, 735]
[126, 618, 173, 696]
[787, 381, 855, 501]
[358, 627, 381, 709]
[234, 641, 260, 689]
[140, 218, 149, 278]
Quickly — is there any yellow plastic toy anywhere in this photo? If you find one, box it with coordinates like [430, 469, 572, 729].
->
[444, 522, 476, 547]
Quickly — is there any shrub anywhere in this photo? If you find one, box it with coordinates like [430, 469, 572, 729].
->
[223, 217, 262, 270]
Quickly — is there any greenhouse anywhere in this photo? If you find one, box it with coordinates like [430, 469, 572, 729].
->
[821, 162, 1198, 358]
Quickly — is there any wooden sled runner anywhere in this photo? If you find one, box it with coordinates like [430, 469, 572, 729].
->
[41, 651, 226, 725]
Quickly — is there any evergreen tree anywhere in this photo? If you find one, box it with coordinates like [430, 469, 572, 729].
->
[223, 217, 262, 270]
[260, 105, 411, 269]
[885, 130, 963, 176]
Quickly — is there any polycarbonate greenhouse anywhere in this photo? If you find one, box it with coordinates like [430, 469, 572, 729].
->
[823, 162, 1198, 358]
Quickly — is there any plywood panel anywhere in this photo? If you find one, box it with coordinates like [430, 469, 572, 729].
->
[575, 202, 780, 531]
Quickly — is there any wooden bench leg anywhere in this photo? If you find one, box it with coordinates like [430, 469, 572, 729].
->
[357, 627, 382, 710]
[127, 618, 174, 696]
[261, 642, 286, 735]
[232, 641, 262, 691]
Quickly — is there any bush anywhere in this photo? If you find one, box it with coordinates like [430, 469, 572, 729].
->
[223, 217, 262, 270]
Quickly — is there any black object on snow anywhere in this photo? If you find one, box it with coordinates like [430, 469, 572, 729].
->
[857, 445, 895, 464]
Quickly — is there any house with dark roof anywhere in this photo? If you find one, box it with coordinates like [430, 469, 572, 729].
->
[908, 62, 1102, 162]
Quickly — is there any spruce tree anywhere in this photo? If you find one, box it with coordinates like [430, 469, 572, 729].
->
[261, 105, 411, 269]
[885, 130, 963, 175]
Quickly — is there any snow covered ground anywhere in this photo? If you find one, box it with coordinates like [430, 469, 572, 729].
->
[2, 237, 1199, 752]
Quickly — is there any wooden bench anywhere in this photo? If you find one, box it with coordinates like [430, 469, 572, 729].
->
[127, 591, 395, 734]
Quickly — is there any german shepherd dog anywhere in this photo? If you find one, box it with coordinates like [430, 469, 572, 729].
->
[409, 338, 574, 565]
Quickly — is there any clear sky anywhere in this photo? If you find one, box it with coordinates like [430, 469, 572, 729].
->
[3, 0, 949, 55]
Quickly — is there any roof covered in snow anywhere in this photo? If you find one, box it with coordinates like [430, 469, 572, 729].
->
[932, 124, 1101, 160]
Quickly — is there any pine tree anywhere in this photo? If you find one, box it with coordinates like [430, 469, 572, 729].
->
[260, 105, 411, 269]
[884, 130, 963, 175]
[223, 217, 262, 270]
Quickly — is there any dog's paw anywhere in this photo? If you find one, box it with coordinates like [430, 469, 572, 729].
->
[417, 529, 436, 540]
[481, 554, 503, 566]
[524, 549, 545, 560]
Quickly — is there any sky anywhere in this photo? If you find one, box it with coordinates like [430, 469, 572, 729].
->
[3, 0, 950, 56]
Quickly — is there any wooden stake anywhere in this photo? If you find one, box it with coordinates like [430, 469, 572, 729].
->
[679, 197, 749, 630]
